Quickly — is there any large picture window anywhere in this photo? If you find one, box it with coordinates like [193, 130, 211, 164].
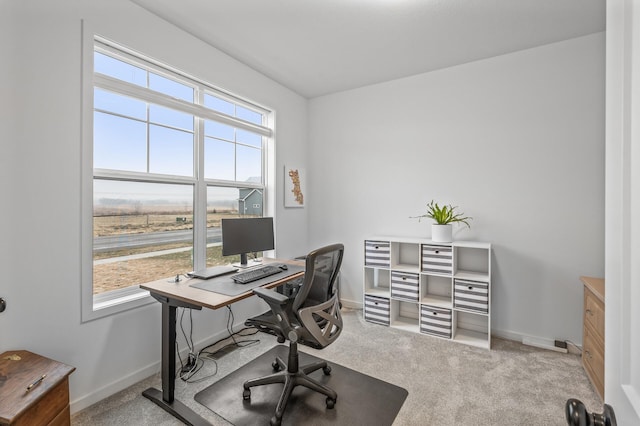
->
[83, 38, 273, 320]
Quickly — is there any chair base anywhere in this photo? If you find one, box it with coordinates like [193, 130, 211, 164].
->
[243, 354, 337, 426]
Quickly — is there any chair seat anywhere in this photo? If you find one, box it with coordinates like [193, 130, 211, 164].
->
[245, 311, 284, 340]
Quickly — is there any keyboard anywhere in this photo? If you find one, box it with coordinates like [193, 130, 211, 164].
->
[231, 265, 282, 284]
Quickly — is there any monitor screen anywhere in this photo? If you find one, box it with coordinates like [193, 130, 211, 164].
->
[221, 217, 275, 266]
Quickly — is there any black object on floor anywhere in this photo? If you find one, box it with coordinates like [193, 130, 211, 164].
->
[195, 345, 408, 426]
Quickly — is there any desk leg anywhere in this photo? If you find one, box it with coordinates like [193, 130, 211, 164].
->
[142, 300, 210, 426]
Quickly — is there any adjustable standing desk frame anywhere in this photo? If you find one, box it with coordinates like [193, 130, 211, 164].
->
[139, 258, 304, 426]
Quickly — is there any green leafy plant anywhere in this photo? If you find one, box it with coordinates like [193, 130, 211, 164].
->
[412, 200, 472, 228]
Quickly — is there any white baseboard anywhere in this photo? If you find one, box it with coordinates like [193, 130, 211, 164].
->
[70, 360, 160, 414]
[520, 335, 568, 353]
[485, 329, 573, 353]
[344, 302, 578, 354]
[69, 322, 246, 414]
[340, 298, 362, 310]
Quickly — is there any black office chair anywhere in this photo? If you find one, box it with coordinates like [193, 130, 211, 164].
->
[242, 243, 344, 426]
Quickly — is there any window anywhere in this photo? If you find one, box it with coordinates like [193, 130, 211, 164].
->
[82, 38, 273, 321]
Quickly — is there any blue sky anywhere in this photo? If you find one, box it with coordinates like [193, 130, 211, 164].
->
[93, 51, 264, 208]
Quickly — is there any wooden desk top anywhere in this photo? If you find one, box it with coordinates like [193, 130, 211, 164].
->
[580, 276, 604, 303]
[140, 258, 304, 310]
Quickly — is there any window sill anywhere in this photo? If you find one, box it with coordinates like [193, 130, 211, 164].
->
[82, 286, 156, 322]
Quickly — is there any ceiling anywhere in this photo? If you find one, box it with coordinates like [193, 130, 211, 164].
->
[131, 0, 605, 99]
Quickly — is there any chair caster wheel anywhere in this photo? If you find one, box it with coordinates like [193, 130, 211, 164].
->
[242, 389, 251, 400]
[326, 397, 336, 409]
[270, 416, 281, 425]
[323, 365, 332, 375]
[272, 360, 281, 371]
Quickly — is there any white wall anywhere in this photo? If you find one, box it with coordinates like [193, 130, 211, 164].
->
[308, 33, 605, 346]
[0, 0, 308, 412]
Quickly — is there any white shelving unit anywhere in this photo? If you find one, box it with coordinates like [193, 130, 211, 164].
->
[363, 236, 492, 349]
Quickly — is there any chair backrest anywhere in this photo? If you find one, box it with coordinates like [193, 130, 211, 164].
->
[293, 243, 344, 348]
[293, 243, 344, 312]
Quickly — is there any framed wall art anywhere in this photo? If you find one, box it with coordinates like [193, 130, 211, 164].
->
[284, 165, 305, 208]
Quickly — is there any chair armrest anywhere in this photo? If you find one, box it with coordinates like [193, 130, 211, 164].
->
[253, 287, 289, 305]
[252, 287, 296, 339]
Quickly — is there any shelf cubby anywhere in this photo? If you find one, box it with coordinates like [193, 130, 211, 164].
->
[420, 274, 452, 308]
[390, 299, 420, 333]
[364, 267, 390, 297]
[390, 241, 420, 272]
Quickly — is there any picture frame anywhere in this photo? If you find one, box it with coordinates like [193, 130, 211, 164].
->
[284, 165, 306, 208]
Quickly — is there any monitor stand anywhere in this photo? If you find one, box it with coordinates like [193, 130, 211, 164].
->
[232, 253, 263, 269]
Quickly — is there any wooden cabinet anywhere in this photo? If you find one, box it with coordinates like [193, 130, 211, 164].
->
[364, 237, 492, 349]
[0, 350, 75, 425]
[580, 276, 604, 400]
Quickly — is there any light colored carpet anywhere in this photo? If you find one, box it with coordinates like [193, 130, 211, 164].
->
[71, 309, 601, 425]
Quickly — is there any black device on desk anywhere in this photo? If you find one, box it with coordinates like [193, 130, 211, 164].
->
[221, 217, 275, 268]
[232, 264, 287, 284]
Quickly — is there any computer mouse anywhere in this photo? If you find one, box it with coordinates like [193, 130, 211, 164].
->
[279, 264, 288, 270]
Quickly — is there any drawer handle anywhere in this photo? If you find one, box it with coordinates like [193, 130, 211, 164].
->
[586, 309, 593, 316]
[435, 250, 440, 254]
[402, 277, 406, 281]
[585, 350, 592, 359]
[468, 286, 473, 290]
[375, 245, 379, 249]
[433, 312, 438, 316]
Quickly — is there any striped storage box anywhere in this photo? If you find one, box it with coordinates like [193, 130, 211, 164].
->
[454, 279, 489, 313]
[365, 240, 390, 267]
[421, 244, 453, 274]
[420, 305, 452, 339]
[390, 271, 419, 302]
[364, 295, 390, 325]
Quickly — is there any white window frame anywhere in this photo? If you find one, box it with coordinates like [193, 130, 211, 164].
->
[81, 34, 274, 322]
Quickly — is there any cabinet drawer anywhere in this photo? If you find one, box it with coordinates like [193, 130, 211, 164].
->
[584, 289, 604, 343]
[364, 295, 390, 326]
[454, 279, 489, 313]
[365, 240, 390, 267]
[420, 305, 452, 338]
[12, 377, 69, 426]
[583, 325, 604, 399]
[421, 244, 452, 274]
[390, 271, 419, 302]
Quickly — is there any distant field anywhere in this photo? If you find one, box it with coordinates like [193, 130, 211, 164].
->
[93, 245, 238, 294]
[93, 210, 246, 294]
[93, 210, 235, 237]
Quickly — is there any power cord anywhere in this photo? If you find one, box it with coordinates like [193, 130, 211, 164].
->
[564, 339, 582, 355]
[168, 273, 192, 283]
[176, 308, 202, 381]
[199, 306, 260, 358]
[174, 306, 261, 384]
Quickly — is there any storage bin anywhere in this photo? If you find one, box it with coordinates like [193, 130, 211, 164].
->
[390, 271, 419, 302]
[365, 240, 390, 267]
[364, 295, 390, 325]
[454, 279, 489, 313]
[422, 244, 453, 274]
[420, 305, 452, 338]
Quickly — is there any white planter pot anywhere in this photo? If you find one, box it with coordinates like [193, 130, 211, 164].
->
[431, 224, 453, 243]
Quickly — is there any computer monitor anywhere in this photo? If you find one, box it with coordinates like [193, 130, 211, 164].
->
[221, 217, 275, 267]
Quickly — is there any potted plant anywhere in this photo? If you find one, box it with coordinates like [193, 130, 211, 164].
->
[412, 200, 472, 242]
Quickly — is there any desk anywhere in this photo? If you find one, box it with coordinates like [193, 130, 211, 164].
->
[140, 258, 304, 426]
